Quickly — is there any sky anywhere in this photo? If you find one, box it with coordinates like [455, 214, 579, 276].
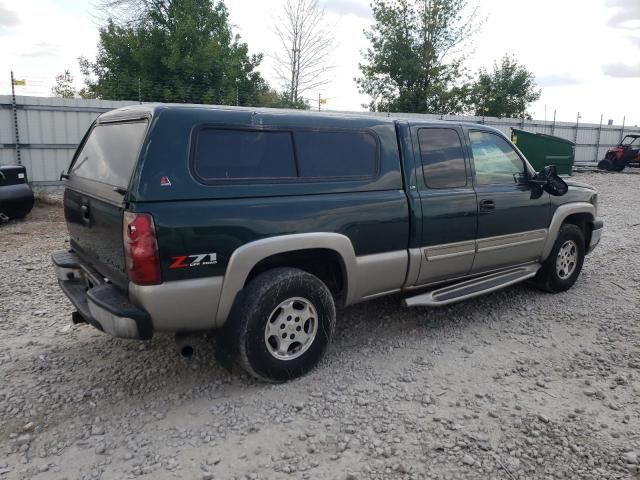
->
[0, 0, 638, 126]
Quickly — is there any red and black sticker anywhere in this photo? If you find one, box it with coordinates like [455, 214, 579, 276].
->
[169, 253, 217, 269]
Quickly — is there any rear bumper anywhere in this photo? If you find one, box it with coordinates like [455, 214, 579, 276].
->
[52, 250, 153, 339]
[588, 218, 603, 254]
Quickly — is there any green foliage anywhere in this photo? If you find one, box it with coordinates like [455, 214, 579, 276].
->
[51, 70, 77, 98]
[79, 0, 273, 106]
[470, 55, 541, 118]
[257, 89, 311, 109]
[357, 0, 480, 114]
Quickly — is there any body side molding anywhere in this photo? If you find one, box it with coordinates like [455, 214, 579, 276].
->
[541, 202, 595, 260]
[352, 250, 408, 302]
[129, 276, 224, 332]
[476, 229, 547, 253]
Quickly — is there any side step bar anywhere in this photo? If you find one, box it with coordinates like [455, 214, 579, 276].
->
[403, 264, 541, 307]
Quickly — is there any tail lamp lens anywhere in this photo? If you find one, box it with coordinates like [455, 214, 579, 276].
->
[123, 211, 161, 285]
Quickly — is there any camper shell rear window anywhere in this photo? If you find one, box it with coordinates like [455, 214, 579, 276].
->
[192, 127, 379, 183]
[70, 120, 148, 188]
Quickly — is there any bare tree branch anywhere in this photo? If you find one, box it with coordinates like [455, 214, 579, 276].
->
[273, 0, 336, 104]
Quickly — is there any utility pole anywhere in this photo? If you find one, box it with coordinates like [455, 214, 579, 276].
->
[575, 112, 581, 142]
[551, 110, 556, 136]
[235, 78, 239, 106]
[595, 114, 603, 162]
[318, 93, 321, 112]
[138, 77, 142, 104]
[10, 70, 21, 165]
[620, 116, 626, 143]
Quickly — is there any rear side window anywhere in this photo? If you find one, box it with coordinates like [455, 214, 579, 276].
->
[417, 128, 467, 188]
[193, 128, 378, 181]
[195, 129, 296, 179]
[294, 131, 377, 178]
[70, 121, 148, 188]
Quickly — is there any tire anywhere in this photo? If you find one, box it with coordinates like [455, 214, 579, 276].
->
[598, 159, 612, 171]
[225, 267, 336, 382]
[533, 224, 585, 293]
[612, 164, 625, 172]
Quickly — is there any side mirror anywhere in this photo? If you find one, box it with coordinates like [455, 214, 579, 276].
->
[531, 165, 568, 196]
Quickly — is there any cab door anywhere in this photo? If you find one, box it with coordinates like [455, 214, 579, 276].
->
[411, 126, 478, 285]
[466, 129, 551, 273]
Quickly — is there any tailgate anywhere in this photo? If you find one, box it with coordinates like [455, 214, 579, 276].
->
[64, 120, 149, 290]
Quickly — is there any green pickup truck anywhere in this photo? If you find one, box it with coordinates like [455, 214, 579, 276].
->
[52, 104, 603, 381]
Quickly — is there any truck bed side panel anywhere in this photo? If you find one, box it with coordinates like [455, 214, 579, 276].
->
[136, 190, 409, 282]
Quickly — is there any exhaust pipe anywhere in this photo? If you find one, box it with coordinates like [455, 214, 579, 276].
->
[175, 333, 196, 359]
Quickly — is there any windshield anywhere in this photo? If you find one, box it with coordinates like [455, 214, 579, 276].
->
[70, 121, 148, 188]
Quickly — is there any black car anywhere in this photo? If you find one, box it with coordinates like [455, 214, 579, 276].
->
[0, 165, 34, 222]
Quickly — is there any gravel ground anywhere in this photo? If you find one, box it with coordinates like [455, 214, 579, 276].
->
[1, 172, 639, 480]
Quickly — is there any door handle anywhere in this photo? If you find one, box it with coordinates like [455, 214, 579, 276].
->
[80, 204, 91, 224]
[479, 199, 495, 212]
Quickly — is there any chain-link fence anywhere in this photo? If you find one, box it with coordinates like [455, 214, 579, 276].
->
[1, 94, 638, 191]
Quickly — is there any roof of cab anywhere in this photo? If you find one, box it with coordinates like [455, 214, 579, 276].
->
[97, 103, 502, 134]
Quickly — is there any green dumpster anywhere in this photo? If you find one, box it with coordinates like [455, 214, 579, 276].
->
[511, 128, 575, 176]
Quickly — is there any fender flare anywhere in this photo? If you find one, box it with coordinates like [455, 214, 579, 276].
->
[541, 202, 595, 260]
[214, 233, 357, 327]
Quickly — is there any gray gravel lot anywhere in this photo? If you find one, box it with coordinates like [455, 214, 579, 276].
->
[1, 172, 639, 480]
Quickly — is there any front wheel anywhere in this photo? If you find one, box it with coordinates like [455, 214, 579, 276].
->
[598, 159, 613, 171]
[533, 224, 585, 293]
[226, 268, 336, 382]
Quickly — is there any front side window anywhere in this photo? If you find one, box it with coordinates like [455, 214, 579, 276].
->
[469, 131, 524, 185]
[417, 128, 467, 188]
[194, 129, 296, 180]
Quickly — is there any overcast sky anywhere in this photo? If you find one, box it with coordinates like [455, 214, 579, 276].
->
[0, 0, 638, 126]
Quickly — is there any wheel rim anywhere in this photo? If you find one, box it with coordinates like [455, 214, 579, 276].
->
[556, 240, 578, 280]
[264, 297, 318, 361]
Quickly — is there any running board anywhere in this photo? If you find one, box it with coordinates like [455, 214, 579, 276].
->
[403, 264, 541, 307]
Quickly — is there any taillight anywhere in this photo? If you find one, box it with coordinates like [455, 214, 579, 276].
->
[123, 212, 161, 285]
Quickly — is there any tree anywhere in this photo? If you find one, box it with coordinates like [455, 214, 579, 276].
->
[256, 88, 311, 109]
[79, 0, 271, 106]
[273, 0, 335, 106]
[471, 55, 541, 118]
[357, 0, 481, 114]
[51, 70, 76, 98]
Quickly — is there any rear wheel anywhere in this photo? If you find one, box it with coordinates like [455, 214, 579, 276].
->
[533, 224, 585, 293]
[226, 268, 336, 382]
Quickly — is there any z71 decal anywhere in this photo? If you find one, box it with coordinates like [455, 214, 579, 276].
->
[170, 253, 218, 269]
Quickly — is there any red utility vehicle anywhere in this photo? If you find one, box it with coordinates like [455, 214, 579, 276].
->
[598, 134, 640, 172]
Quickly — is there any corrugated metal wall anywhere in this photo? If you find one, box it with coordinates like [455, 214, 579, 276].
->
[1, 95, 639, 190]
[339, 111, 640, 166]
[0, 96, 137, 189]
